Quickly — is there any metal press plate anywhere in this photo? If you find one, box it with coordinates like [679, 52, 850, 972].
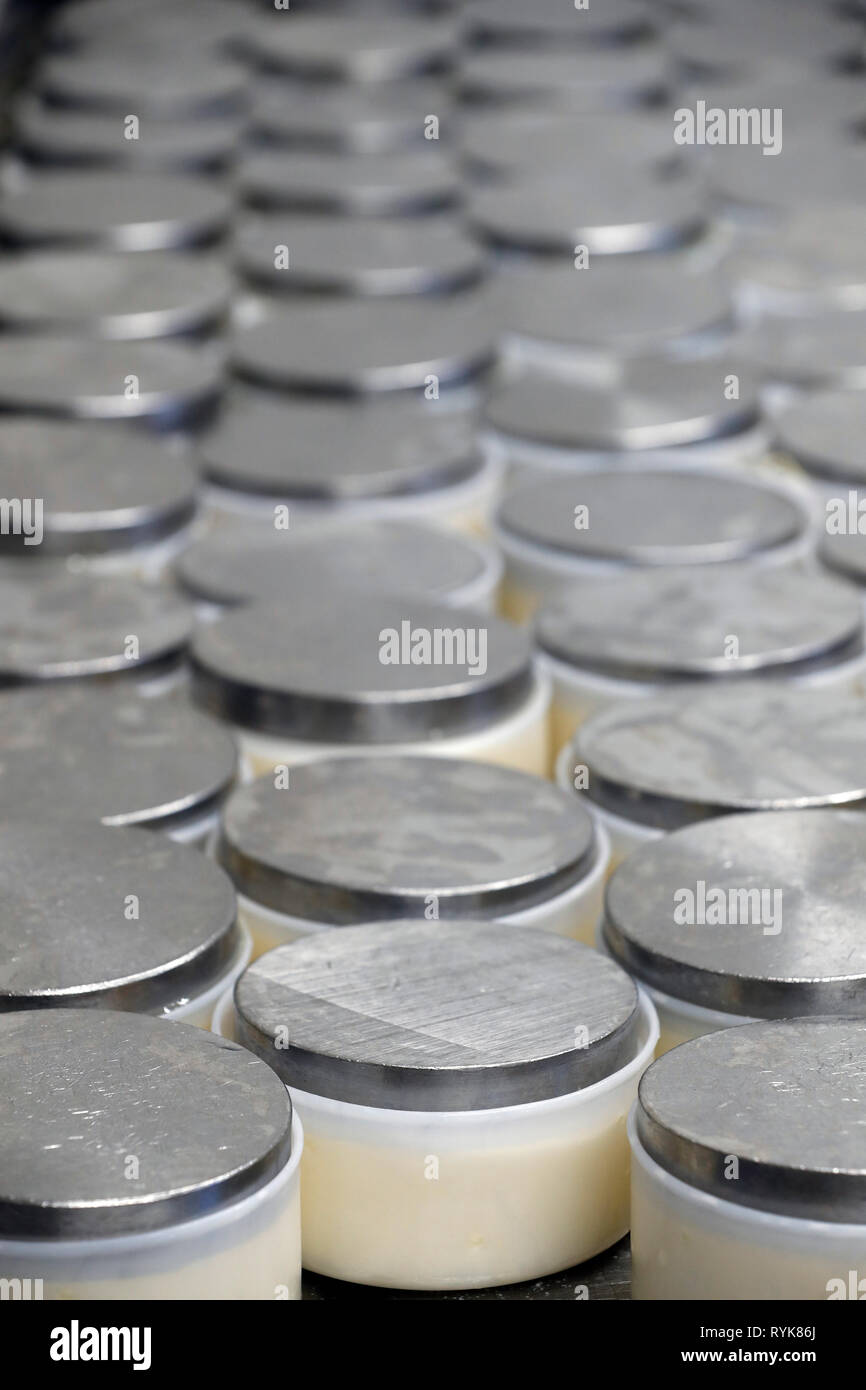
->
[0, 251, 230, 338]
[0, 1010, 291, 1236]
[234, 920, 640, 1109]
[37, 53, 248, 117]
[232, 292, 495, 394]
[497, 469, 801, 564]
[776, 388, 866, 485]
[0, 685, 238, 829]
[218, 755, 597, 919]
[249, 78, 451, 152]
[191, 592, 533, 741]
[0, 417, 196, 554]
[238, 148, 461, 216]
[737, 311, 866, 390]
[487, 359, 759, 450]
[176, 519, 490, 607]
[457, 46, 670, 110]
[638, 1018, 866, 1221]
[0, 821, 240, 1012]
[199, 389, 481, 498]
[239, 13, 456, 81]
[572, 686, 866, 829]
[536, 564, 862, 680]
[604, 809, 866, 1015]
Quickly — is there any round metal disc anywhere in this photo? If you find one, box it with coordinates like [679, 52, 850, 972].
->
[249, 78, 450, 153]
[238, 148, 460, 216]
[738, 311, 866, 390]
[49, 0, 248, 53]
[38, 53, 248, 117]
[240, 13, 456, 81]
[0, 1010, 291, 1236]
[727, 207, 866, 313]
[457, 46, 670, 110]
[605, 808, 866, 1017]
[776, 389, 866, 484]
[709, 141, 866, 217]
[667, 9, 861, 76]
[0, 821, 240, 1014]
[14, 98, 240, 174]
[465, 0, 654, 46]
[638, 1018, 866, 1221]
[191, 591, 533, 741]
[459, 109, 676, 180]
[219, 755, 597, 919]
[234, 920, 640, 1109]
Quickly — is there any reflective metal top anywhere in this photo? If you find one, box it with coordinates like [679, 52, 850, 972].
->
[638, 1018, 866, 1221]
[199, 389, 481, 498]
[571, 686, 866, 829]
[191, 592, 534, 740]
[50, 0, 248, 52]
[536, 563, 862, 680]
[0, 251, 230, 338]
[667, 4, 861, 75]
[0, 685, 237, 830]
[15, 100, 240, 173]
[0, 418, 196, 554]
[240, 13, 456, 81]
[738, 311, 866, 390]
[232, 292, 495, 395]
[727, 207, 866, 312]
[0, 821, 240, 1014]
[709, 142, 866, 218]
[218, 754, 597, 919]
[38, 53, 248, 116]
[239, 148, 460, 216]
[465, 0, 654, 45]
[487, 359, 759, 450]
[250, 78, 451, 152]
[460, 110, 675, 181]
[776, 389, 866, 485]
[497, 469, 801, 563]
[605, 809, 866, 1016]
[234, 920, 640, 1109]
[0, 1010, 291, 1236]
[457, 45, 670, 110]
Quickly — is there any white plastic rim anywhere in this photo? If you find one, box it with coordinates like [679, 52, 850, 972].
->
[216, 991, 659, 1291]
[163, 804, 225, 850]
[629, 1107, 866, 1301]
[232, 666, 552, 780]
[231, 822, 611, 959]
[168, 922, 253, 1027]
[555, 740, 660, 874]
[0, 1113, 304, 1301]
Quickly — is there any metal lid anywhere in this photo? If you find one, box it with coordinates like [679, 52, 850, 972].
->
[487, 360, 760, 450]
[460, 109, 676, 181]
[709, 142, 866, 219]
[496, 261, 731, 355]
[238, 148, 460, 217]
[232, 292, 495, 395]
[0, 418, 196, 556]
[0, 1009, 291, 1237]
[176, 519, 492, 608]
[498, 468, 800, 565]
[249, 78, 450, 153]
[605, 809, 866, 1017]
[0, 821, 241, 1015]
[199, 389, 481, 499]
[235, 214, 483, 298]
[0, 684, 237, 831]
[537, 563, 862, 681]
[727, 207, 866, 314]
[191, 592, 533, 741]
[776, 389, 866, 485]
[0, 569, 192, 682]
[470, 171, 705, 256]
[465, 0, 654, 46]
[37, 53, 248, 117]
[457, 46, 670, 111]
[738, 312, 866, 391]
[240, 13, 456, 81]
[0, 251, 230, 338]
[0, 337, 221, 425]
[234, 920, 640, 1110]
[219, 755, 597, 920]
[14, 101, 240, 174]
[0, 172, 231, 251]
[571, 686, 866, 830]
[637, 1018, 866, 1221]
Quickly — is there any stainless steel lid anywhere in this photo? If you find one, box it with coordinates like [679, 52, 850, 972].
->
[0, 1009, 291, 1236]
[0, 418, 196, 555]
[235, 214, 483, 297]
[234, 920, 640, 1109]
[709, 142, 866, 219]
[498, 469, 801, 564]
[487, 359, 760, 449]
[0, 685, 237, 831]
[249, 78, 450, 153]
[537, 564, 862, 681]
[457, 46, 670, 111]
[232, 292, 495, 395]
[0, 337, 221, 425]
[240, 13, 456, 81]
[776, 389, 866, 485]
[727, 208, 866, 314]
[176, 519, 492, 608]
[191, 592, 534, 741]
[469, 171, 705, 256]
[239, 148, 460, 216]
[0, 172, 231, 251]
[199, 389, 481, 499]
[14, 100, 240, 174]
[459, 110, 676, 181]
[739, 312, 866, 390]
[219, 755, 597, 919]
[0, 821, 241, 1014]
[571, 686, 866, 830]
[0, 570, 192, 682]
[637, 1018, 866, 1221]
[0, 251, 230, 339]
[496, 261, 731, 355]
[606, 809, 866, 1016]
[37, 53, 248, 117]
[465, 0, 654, 46]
